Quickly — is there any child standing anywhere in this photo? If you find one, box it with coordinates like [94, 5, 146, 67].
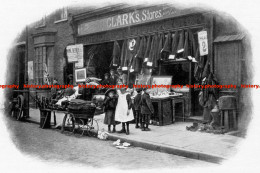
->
[141, 88, 154, 131]
[103, 89, 118, 133]
[114, 86, 134, 135]
[133, 88, 142, 128]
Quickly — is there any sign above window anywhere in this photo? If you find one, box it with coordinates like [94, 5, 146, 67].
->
[77, 6, 198, 36]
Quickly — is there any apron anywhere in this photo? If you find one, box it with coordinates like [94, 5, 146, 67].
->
[114, 90, 134, 122]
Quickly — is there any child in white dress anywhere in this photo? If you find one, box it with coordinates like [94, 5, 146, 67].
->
[114, 87, 134, 135]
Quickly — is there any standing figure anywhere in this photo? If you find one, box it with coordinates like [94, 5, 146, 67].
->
[133, 88, 142, 128]
[109, 69, 118, 86]
[114, 85, 134, 135]
[103, 89, 118, 133]
[117, 67, 127, 85]
[141, 88, 154, 131]
[101, 73, 110, 93]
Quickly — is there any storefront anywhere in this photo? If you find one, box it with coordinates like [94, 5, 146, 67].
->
[68, 4, 217, 125]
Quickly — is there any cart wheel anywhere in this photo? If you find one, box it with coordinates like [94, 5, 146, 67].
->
[77, 119, 87, 137]
[86, 118, 99, 137]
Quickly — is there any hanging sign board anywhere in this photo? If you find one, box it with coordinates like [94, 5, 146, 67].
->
[198, 31, 208, 56]
[66, 44, 84, 63]
[28, 61, 33, 80]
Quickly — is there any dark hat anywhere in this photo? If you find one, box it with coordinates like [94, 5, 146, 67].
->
[110, 69, 115, 72]
[105, 88, 116, 96]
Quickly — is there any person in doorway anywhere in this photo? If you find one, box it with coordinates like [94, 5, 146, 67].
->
[133, 88, 142, 128]
[101, 73, 110, 93]
[114, 81, 134, 135]
[117, 67, 127, 85]
[103, 89, 119, 133]
[109, 69, 118, 86]
[141, 87, 154, 131]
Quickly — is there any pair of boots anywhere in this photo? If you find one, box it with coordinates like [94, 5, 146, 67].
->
[118, 122, 130, 135]
[141, 123, 150, 131]
[108, 125, 116, 133]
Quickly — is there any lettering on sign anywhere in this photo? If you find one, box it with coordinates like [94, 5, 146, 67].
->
[77, 6, 197, 36]
[198, 31, 208, 56]
[66, 44, 84, 63]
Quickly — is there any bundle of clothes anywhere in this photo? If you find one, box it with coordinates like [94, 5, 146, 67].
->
[110, 29, 200, 75]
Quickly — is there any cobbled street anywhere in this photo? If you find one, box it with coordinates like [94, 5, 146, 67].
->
[4, 117, 215, 169]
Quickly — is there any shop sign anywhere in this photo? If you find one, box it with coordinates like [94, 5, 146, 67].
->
[66, 44, 84, 63]
[78, 6, 193, 35]
[198, 31, 208, 56]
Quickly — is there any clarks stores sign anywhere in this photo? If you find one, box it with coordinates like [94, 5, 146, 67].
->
[78, 6, 196, 36]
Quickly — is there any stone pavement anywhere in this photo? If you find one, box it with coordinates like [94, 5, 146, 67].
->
[27, 108, 243, 164]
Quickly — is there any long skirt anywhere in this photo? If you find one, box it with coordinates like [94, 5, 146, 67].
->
[104, 110, 119, 125]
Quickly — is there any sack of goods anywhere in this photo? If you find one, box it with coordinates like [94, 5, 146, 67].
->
[68, 99, 96, 115]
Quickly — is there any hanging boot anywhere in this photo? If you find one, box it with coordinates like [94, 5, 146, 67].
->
[126, 122, 130, 135]
[118, 123, 126, 133]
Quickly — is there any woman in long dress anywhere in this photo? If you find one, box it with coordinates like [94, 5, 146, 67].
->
[114, 86, 134, 135]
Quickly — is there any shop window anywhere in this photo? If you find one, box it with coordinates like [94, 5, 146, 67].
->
[54, 7, 68, 23]
[34, 47, 48, 85]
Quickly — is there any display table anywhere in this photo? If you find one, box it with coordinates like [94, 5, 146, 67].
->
[151, 95, 185, 126]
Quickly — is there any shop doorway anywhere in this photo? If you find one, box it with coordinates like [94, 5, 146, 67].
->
[84, 42, 114, 79]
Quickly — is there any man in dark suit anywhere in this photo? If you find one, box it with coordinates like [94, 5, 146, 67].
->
[141, 87, 154, 131]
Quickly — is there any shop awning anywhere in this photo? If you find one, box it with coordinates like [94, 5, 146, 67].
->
[214, 34, 245, 43]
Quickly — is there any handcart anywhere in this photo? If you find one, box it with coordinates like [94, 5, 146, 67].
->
[61, 99, 99, 137]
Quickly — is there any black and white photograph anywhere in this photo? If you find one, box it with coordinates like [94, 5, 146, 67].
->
[0, 0, 260, 172]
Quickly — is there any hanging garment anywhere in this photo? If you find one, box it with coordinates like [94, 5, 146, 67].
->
[169, 31, 179, 60]
[156, 33, 164, 62]
[183, 31, 190, 60]
[177, 30, 185, 54]
[128, 37, 140, 72]
[202, 57, 210, 79]
[133, 37, 146, 73]
[188, 29, 197, 58]
[147, 34, 158, 68]
[120, 40, 127, 68]
[144, 35, 152, 63]
[111, 41, 121, 67]
[161, 32, 171, 60]
[194, 47, 201, 81]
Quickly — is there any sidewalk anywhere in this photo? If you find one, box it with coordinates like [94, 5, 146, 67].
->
[27, 108, 243, 164]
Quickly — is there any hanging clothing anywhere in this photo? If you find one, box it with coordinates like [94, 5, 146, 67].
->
[188, 29, 197, 58]
[147, 34, 158, 68]
[114, 90, 134, 122]
[183, 31, 190, 59]
[134, 36, 146, 73]
[144, 35, 152, 64]
[128, 37, 140, 72]
[120, 39, 127, 69]
[111, 41, 121, 67]
[202, 57, 210, 79]
[156, 33, 164, 63]
[161, 32, 171, 60]
[169, 31, 179, 60]
[177, 30, 185, 55]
